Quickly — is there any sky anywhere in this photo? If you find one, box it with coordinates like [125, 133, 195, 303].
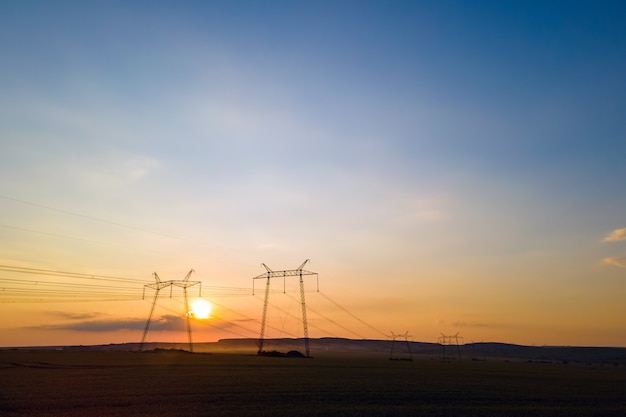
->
[1, 0, 625, 348]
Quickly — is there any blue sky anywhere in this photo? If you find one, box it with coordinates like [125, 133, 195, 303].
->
[1, 1, 625, 347]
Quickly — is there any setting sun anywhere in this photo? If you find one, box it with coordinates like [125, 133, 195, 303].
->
[190, 299, 212, 319]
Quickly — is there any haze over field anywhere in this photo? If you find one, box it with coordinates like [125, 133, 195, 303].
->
[1, 1, 625, 348]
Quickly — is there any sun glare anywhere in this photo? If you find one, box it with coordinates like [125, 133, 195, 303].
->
[190, 299, 212, 319]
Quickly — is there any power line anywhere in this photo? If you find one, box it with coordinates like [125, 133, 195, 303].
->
[0, 264, 149, 304]
[0, 287, 139, 296]
[0, 264, 150, 284]
[0, 278, 141, 291]
[0, 264, 253, 305]
[285, 293, 363, 339]
[251, 294, 299, 338]
[207, 297, 301, 338]
[145, 293, 260, 340]
[319, 292, 387, 338]
[0, 260, 395, 343]
[0, 195, 268, 272]
[0, 224, 114, 245]
[0, 194, 191, 242]
[0, 294, 139, 304]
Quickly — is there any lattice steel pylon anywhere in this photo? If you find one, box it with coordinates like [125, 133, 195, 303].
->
[140, 269, 201, 352]
[252, 259, 319, 357]
[389, 331, 413, 361]
[439, 332, 462, 361]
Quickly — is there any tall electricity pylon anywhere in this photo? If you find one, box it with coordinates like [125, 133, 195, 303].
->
[140, 269, 201, 352]
[389, 331, 413, 361]
[252, 259, 318, 357]
[439, 332, 462, 361]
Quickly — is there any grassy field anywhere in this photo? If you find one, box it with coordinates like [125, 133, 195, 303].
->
[1, 349, 624, 416]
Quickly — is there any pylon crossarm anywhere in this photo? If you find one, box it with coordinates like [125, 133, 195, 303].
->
[252, 270, 317, 280]
[144, 282, 173, 291]
[171, 281, 201, 288]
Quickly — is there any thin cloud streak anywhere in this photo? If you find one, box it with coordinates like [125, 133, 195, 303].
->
[603, 228, 626, 242]
[28, 315, 182, 333]
[602, 257, 626, 269]
[48, 311, 103, 321]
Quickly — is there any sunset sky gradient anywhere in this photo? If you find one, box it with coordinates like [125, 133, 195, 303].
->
[1, 1, 625, 347]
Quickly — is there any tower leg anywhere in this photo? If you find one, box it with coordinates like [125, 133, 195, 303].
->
[184, 287, 193, 352]
[299, 272, 310, 357]
[140, 289, 160, 351]
[258, 275, 271, 354]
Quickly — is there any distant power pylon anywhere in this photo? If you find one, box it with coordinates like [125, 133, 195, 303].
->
[140, 269, 201, 352]
[439, 333, 463, 361]
[252, 260, 319, 357]
[388, 331, 413, 361]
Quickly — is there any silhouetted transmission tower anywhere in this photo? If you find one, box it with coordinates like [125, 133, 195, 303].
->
[140, 269, 201, 352]
[252, 260, 319, 357]
[439, 333, 462, 361]
[388, 331, 413, 361]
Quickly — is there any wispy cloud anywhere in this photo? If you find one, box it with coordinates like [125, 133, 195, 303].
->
[28, 315, 184, 333]
[48, 311, 103, 321]
[126, 155, 160, 180]
[603, 228, 626, 242]
[602, 256, 626, 268]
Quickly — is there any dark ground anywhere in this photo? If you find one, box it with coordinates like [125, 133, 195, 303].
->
[1, 348, 625, 416]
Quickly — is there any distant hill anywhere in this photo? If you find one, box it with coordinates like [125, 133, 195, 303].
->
[5, 338, 626, 365]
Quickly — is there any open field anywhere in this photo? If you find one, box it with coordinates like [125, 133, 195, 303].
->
[1, 349, 625, 416]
